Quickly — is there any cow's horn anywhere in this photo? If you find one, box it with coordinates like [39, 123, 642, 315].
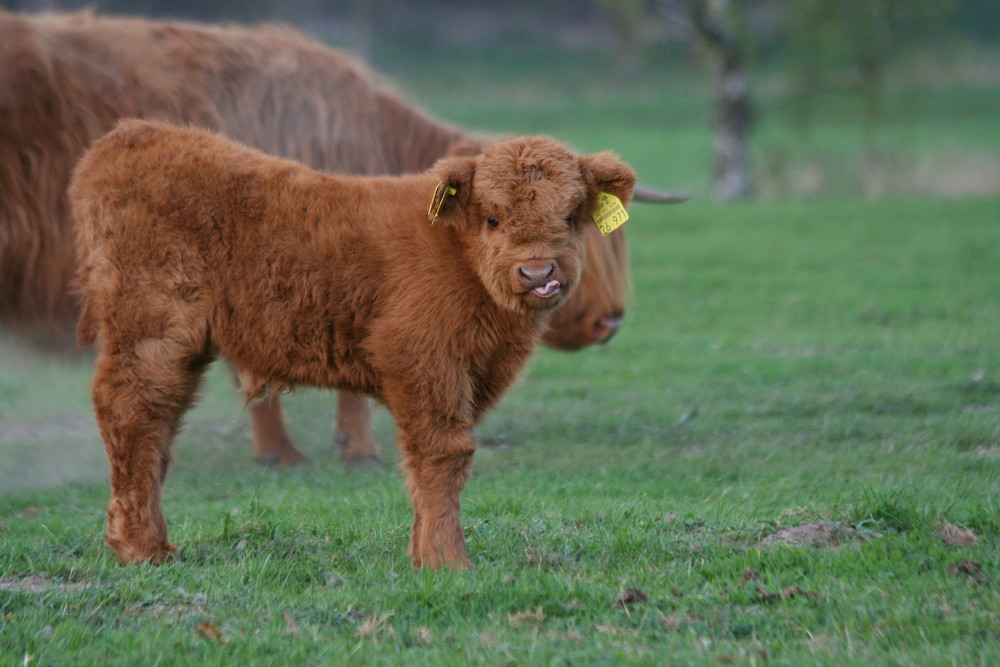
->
[633, 185, 689, 203]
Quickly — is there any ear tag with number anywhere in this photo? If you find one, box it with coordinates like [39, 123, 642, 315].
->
[428, 183, 457, 225]
[592, 192, 629, 236]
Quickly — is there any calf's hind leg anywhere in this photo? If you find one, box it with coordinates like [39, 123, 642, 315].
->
[92, 337, 212, 564]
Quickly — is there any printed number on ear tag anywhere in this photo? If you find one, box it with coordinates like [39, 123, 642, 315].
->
[592, 192, 629, 236]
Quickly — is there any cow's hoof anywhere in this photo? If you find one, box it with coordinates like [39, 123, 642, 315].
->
[343, 454, 385, 472]
[255, 448, 308, 466]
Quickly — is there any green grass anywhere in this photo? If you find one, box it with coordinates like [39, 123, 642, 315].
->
[3, 46, 1000, 666]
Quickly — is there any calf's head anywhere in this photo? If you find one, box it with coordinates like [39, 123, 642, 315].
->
[428, 136, 636, 315]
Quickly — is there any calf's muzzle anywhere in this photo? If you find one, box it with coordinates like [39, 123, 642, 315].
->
[515, 260, 562, 299]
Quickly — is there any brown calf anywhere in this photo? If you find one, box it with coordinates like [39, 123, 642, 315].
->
[0, 10, 642, 468]
[71, 120, 636, 569]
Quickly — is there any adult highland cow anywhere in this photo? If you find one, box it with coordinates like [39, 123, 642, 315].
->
[72, 120, 636, 568]
[0, 11, 677, 466]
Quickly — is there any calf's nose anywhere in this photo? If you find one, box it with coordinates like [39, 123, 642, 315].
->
[517, 261, 555, 290]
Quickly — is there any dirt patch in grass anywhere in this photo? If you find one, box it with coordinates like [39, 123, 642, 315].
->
[753, 585, 820, 603]
[948, 559, 988, 585]
[0, 575, 95, 593]
[760, 522, 872, 549]
[124, 590, 210, 621]
[936, 521, 979, 548]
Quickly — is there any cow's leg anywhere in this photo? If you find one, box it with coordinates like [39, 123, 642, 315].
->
[397, 424, 475, 569]
[93, 338, 212, 564]
[227, 363, 306, 466]
[248, 393, 307, 466]
[335, 391, 381, 468]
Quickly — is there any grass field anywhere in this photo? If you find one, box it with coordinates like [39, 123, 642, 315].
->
[2, 44, 999, 666]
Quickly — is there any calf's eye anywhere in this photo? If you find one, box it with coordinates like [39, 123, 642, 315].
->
[564, 214, 575, 224]
[487, 217, 500, 228]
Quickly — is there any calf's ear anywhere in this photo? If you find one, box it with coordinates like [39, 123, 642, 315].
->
[579, 152, 637, 207]
[428, 156, 477, 226]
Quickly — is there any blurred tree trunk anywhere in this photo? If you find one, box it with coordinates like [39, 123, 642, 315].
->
[688, 0, 754, 201]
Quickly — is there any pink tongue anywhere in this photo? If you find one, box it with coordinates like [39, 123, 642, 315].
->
[532, 280, 561, 298]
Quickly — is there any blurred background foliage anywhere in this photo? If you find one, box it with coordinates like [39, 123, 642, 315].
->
[7, 0, 993, 70]
[3, 0, 997, 201]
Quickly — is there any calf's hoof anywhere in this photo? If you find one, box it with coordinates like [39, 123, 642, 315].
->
[411, 553, 472, 570]
[109, 539, 178, 565]
[409, 537, 472, 570]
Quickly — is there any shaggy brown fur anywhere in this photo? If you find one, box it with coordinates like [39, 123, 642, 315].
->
[0, 10, 632, 467]
[71, 120, 636, 568]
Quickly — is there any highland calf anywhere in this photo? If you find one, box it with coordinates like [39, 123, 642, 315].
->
[0, 11, 674, 469]
[71, 120, 636, 568]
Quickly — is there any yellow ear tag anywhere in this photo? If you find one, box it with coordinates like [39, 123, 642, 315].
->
[428, 183, 458, 225]
[592, 192, 629, 236]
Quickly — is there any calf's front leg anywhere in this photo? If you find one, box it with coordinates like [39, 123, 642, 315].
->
[397, 424, 475, 569]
